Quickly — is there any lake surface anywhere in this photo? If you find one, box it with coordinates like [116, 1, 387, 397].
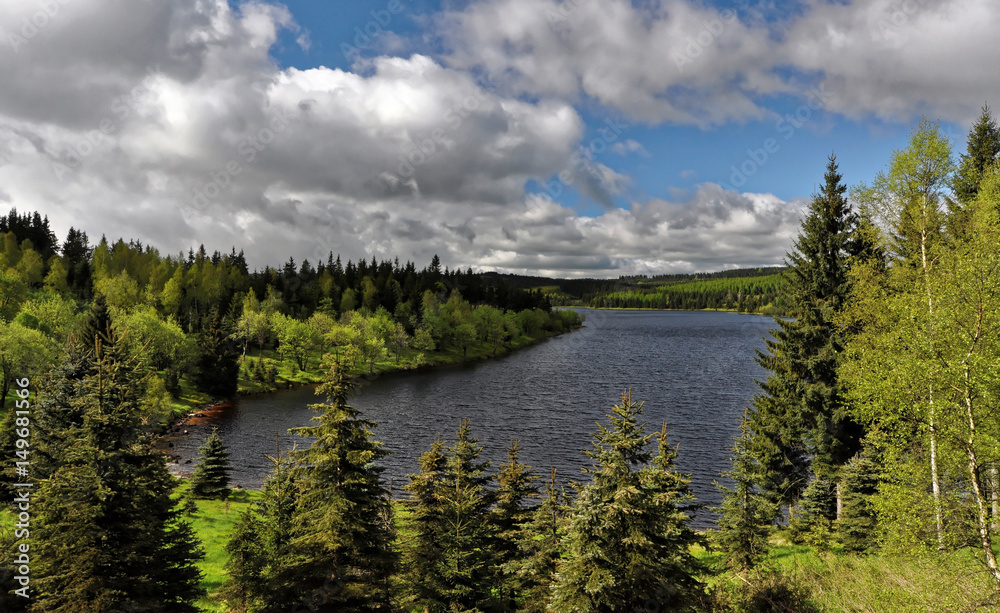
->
[160, 309, 775, 527]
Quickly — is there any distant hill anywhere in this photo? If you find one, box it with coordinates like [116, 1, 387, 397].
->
[477, 267, 789, 315]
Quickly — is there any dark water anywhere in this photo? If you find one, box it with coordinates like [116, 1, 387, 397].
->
[161, 309, 774, 527]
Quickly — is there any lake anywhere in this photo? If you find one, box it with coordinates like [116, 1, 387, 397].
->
[160, 309, 775, 527]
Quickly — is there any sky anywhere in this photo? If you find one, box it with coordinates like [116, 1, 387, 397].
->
[0, 0, 994, 278]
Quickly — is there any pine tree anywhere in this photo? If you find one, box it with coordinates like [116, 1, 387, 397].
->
[714, 415, 778, 571]
[837, 449, 880, 553]
[32, 325, 204, 612]
[491, 439, 539, 612]
[549, 391, 704, 613]
[953, 104, 1000, 212]
[504, 468, 567, 613]
[278, 359, 397, 612]
[401, 436, 450, 613]
[194, 307, 240, 399]
[190, 427, 232, 499]
[440, 420, 498, 612]
[220, 509, 267, 613]
[746, 154, 860, 518]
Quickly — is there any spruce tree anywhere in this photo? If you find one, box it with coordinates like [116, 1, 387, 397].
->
[220, 509, 267, 613]
[401, 436, 450, 613]
[953, 104, 1000, 210]
[746, 154, 860, 517]
[503, 468, 567, 613]
[32, 324, 204, 612]
[491, 439, 539, 612]
[549, 391, 704, 613]
[440, 420, 498, 612]
[278, 359, 397, 612]
[714, 415, 778, 571]
[190, 427, 232, 499]
[194, 307, 240, 398]
[837, 449, 880, 553]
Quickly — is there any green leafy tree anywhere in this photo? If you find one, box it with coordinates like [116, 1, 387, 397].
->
[220, 509, 267, 613]
[549, 391, 704, 613]
[190, 427, 232, 499]
[401, 436, 450, 613]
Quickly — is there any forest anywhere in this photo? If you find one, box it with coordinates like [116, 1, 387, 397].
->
[4, 105, 1000, 612]
[484, 268, 789, 314]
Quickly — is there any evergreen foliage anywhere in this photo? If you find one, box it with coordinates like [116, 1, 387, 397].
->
[714, 415, 778, 571]
[744, 154, 860, 518]
[503, 468, 567, 613]
[190, 427, 232, 499]
[31, 323, 204, 611]
[194, 308, 240, 399]
[953, 104, 1000, 208]
[491, 439, 540, 612]
[278, 359, 397, 612]
[549, 391, 704, 613]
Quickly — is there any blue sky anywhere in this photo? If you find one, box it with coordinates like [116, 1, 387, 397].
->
[0, 0, 992, 277]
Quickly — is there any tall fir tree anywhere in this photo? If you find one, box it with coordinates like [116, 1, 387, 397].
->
[746, 154, 860, 518]
[220, 509, 267, 613]
[277, 359, 397, 613]
[190, 427, 232, 499]
[32, 320, 204, 612]
[549, 391, 704, 613]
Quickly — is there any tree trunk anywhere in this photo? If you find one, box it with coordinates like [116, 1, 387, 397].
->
[964, 389, 1000, 583]
[992, 467, 999, 532]
[930, 397, 944, 549]
[836, 481, 843, 521]
[921, 219, 944, 549]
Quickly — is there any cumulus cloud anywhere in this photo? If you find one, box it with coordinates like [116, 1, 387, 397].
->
[435, 0, 1000, 126]
[8, 0, 981, 279]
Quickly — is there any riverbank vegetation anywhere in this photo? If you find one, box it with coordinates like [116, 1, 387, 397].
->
[0, 210, 580, 421]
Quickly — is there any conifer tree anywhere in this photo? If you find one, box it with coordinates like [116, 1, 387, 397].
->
[220, 509, 267, 613]
[504, 468, 567, 613]
[190, 427, 232, 499]
[491, 439, 539, 610]
[32, 323, 204, 612]
[549, 391, 704, 613]
[746, 154, 860, 518]
[401, 436, 450, 613]
[953, 104, 1000, 210]
[714, 415, 778, 571]
[278, 359, 397, 612]
[440, 420, 498, 612]
[836, 449, 879, 553]
[194, 307, 240, 398]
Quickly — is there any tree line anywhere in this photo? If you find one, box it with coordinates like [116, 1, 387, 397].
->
[589, 273, 788, 314]
[717, 105, 1000, 599]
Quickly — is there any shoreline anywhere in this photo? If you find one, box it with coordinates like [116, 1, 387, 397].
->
[159, 323, 583, 435]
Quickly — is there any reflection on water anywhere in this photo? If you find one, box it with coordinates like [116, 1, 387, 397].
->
[159, 309, 775, 527]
